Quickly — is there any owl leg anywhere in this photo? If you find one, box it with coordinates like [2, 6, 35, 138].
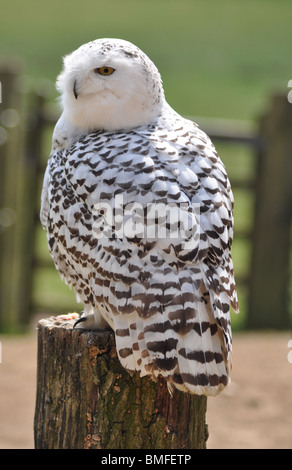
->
[73, 305, 110, 330]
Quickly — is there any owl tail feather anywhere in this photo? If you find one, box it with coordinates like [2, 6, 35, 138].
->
[175, 304, 230, 396]
[113, 273, 231, 397]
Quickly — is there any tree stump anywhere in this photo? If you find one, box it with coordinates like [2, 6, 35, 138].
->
[34, 315, 208, 449]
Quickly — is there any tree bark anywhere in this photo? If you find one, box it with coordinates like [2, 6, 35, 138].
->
[248, 94, 292, 329]
[34, 316, 208, 449]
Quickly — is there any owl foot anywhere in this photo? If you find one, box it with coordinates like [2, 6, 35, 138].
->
[73, 310, 110, 330]
[74, 315, 99, 330]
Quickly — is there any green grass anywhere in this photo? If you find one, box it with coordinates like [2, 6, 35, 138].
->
[1, 0, 291, 329]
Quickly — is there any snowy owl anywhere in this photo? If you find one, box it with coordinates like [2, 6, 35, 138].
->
[41, 38, 238, 396]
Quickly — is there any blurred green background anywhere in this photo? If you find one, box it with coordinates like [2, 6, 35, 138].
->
[1, 0, 291, 118]
[1, 0, 291, 330]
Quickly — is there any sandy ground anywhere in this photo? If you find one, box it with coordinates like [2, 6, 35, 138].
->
[0, 325, 291, 449]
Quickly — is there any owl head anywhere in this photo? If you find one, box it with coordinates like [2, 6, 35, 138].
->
[56, 38, 165, 132]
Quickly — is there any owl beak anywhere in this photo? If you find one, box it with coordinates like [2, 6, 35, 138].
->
[73, 80, 78, 99]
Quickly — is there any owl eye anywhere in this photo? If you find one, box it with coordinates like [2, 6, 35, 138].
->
[94, 66, 115, 76]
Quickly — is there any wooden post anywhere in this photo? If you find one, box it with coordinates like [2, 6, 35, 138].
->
[10, 88, 50, 327]
[0, 63, 50, 331]
[34, 316, 208, 449]
[248, 94, 292, 329]
[0, 60, 23, 331]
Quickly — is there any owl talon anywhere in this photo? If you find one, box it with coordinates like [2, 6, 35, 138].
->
[73, 312, 109, 330]
[73, 315, 98, 330]
[73, 316, 87, 329]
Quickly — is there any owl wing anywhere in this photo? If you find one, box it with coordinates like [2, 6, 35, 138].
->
[45, 120, 238, 396]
